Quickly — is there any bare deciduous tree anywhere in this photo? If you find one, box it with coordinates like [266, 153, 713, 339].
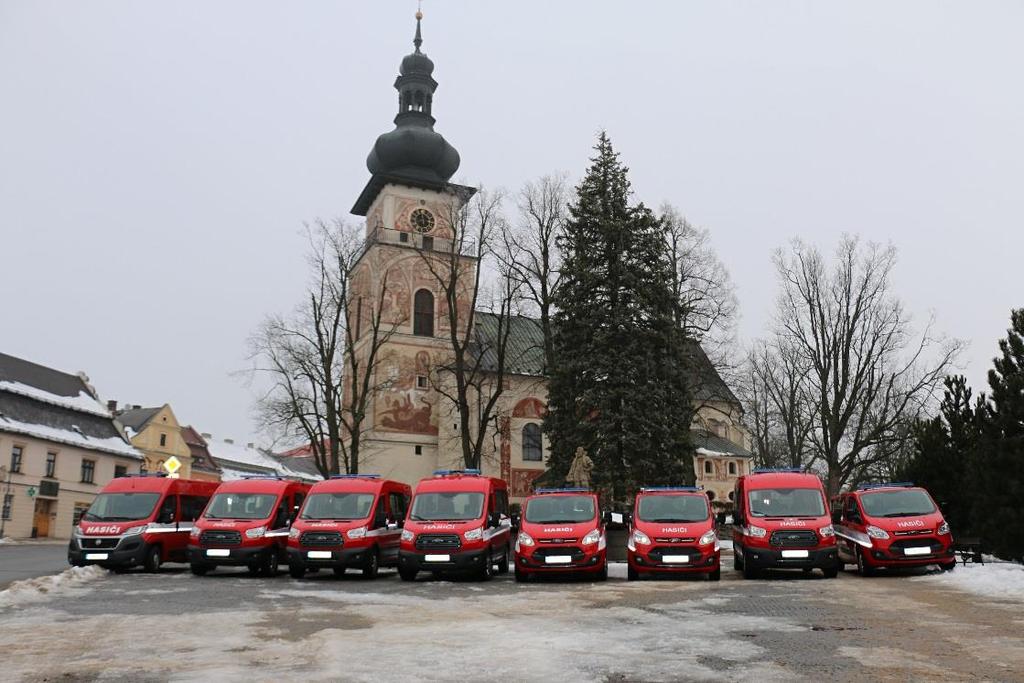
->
[417, 188, 521, 470]
[499, 174, 568, 372]
[247, 219, 402, 478]
[743, 339, 816, 469]
[767, 235, 962, 495]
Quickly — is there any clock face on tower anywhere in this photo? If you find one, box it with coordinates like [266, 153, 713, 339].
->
[410, 208, 435, 233]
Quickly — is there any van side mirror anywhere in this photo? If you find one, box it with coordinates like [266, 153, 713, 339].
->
[374, 510, 388, 529]
[510, 513, 520, 530]
[158, 510, 174, 524]
[488, 511, 501, 528]
[602, 511, 613, 525]
[831, 510, 842, 524]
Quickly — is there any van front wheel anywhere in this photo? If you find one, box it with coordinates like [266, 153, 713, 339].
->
[289, 564, 305, 579]
[362, 550, 379, 579]
[398, 566, 417, 582]
[190, 563, 210, 576]
[143, 545, 162, 573]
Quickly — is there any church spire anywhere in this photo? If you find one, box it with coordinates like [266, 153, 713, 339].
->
[414, 7, 423, 52]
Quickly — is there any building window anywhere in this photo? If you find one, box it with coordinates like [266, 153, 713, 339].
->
[416, 375, 428, 389]
[704, 460, 713, 475]
[73, 502, 89, 526]
[728, 462, 736, 475]
[45, 452, 57, 478]
[114, 465, 128, 478]
[413, 289, 434, 336]
[414, 445, 423, 456]
[1, 494, 12, 520]
[159, 433, 167, 447]
[10, 445, 22, 473]
[522, 424, 542, 462]
[81, 459, 96, 484]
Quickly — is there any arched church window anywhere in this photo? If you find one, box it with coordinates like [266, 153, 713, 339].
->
[413, 289, 434, 337]
[522, 423, 542, 462]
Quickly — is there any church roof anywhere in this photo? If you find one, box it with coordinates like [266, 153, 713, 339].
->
[693, 430, 752, 458]
[471, 312, 740, 407]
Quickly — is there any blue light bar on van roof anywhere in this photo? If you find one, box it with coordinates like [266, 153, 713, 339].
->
[535, 487, 589, 494]
[857, 481, 915, 491]
[330, 474, 381, 479]
[433, 469, 481, 477]
[639, 486, 703, 492]
[240, 475, 284, 480]
[753, 468, 804, 474]
[124, 473, 168, 478]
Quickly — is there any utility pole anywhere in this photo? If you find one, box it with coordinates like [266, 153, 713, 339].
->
[0, 465, 11, 539]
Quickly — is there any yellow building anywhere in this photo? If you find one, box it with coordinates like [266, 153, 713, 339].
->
[113, 404, 193, 479]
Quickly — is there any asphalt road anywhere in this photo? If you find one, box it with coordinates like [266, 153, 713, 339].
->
[1, 558, 1022, 682]
[0, 542, 68, 590]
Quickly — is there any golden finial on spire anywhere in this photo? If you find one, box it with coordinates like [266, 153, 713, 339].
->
[416, 0, 423, 21]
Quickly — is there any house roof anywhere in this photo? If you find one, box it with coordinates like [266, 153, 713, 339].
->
[470, 312, 740, 406]
[205, 437, 319, 482]
[0, 352, 140, 458]
[693, 430, 752, 458]
[116, 406, 161, 432]
[180, 425, 221, 474]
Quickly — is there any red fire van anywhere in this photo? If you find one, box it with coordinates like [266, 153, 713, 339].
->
[397, 470, 511, 581]
[832, 482, 956, 575]
[732, 469, 839, 579]
[68, 474, 218, 572]
[626, 486, 720, 581]
[188, 476, 311, 576]
[286, 474, 411, 579]
[513, 488, 608, 582]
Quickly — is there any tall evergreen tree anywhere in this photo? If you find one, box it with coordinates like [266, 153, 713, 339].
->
[975, 310, 1024, 560]
[544, 133, 694, 500]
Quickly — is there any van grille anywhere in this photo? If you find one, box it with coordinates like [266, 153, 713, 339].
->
[653, 537, 696, 544]
[893, 529, 931, 536]
[81, 537, 120, 550]
[533, 547, 586, 561]
[200, 530, 241, 546]
[770, 530, 818, 548]
[301, 531, 343, 547]
[415, 534, 461, 551]
[538, 537, 578, 544]
[890, 539, 941, 554]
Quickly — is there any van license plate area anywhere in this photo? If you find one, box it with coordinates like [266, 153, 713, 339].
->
[662, 555, 689, 564]
[307, 551, 332, 559]
[545, 555, 573, 564]
[781, 550, 809, 558]
[424, 554, 450, 562]
[84, 553, 109, 560]
[206, 549, 230, 557]
[903, 546, 930, 556]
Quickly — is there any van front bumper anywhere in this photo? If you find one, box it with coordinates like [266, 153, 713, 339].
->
[740, 544, 839, 570]
[628, 547, 720, 574]
[516, 547, 606, 572]
[399, 548, 489, 574]
[866, 541, 955, 567]
[188, 544, 279, 566]
[287, 546, 373, 569]
[68, 538, 147, 568]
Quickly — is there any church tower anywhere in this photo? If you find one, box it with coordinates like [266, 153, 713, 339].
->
[348, 11, 478, 480]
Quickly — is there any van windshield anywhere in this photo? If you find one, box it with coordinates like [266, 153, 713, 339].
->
[83, 493, 161, 522]
[301, 493, 375, 521]
[748, 488, 825, 518]
[525, 495, 595, 524]
[409, 492, 484, 521]
[638, 495, 709, 523]
[204, 493, 277, 520]
[860, 490, 935, 517]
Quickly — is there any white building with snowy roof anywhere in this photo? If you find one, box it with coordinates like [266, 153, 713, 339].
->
[0, 351, 143, 540]
[202, 435, 319, 483]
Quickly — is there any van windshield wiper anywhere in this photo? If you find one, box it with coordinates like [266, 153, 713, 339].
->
[649, 517, 706, 523]
[882, 512, 924, 517]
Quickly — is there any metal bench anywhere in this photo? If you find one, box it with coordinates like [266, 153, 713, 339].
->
[954, 537, 984, 565]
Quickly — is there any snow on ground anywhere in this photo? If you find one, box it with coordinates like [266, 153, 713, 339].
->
[912, 561, 1024, 603]
[0, 566, 106, 609]
[0, 537, 12, 545]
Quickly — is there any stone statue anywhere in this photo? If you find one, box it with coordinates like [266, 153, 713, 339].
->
[566, 447, 594, 488]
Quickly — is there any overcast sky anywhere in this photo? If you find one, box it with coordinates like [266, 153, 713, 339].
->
[2, 1, 1021, 444]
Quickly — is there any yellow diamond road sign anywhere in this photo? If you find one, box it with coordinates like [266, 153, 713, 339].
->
[163, 456, 182, 476]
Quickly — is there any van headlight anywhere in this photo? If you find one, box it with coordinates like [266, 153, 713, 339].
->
[464, 526, 483, 541]
[72, 526, 84, 538]
[190, 526, 201, 539]
[347, 526, 367, 540]
[746, 525, 767, 538]
[819, 525, 835, 538]
[288, 527, 300, 540]
[866, 525, 889, 540]
[245, 526, 267, 539]
[123, 525, 146, 537]
[699, 530, 717, 546]
[937, 521, 950, 535]
[401, 529, 415, 542]
[582, 529, 601, 545]
[632, 530, 652, 546]
[516, 531, 535, 548]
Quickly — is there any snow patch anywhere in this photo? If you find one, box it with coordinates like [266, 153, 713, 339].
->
[0, 566, 106, 608]
[912, 561, 1024, 603]
[0, 380, 111, 417]
[0, 415, 140, 458]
